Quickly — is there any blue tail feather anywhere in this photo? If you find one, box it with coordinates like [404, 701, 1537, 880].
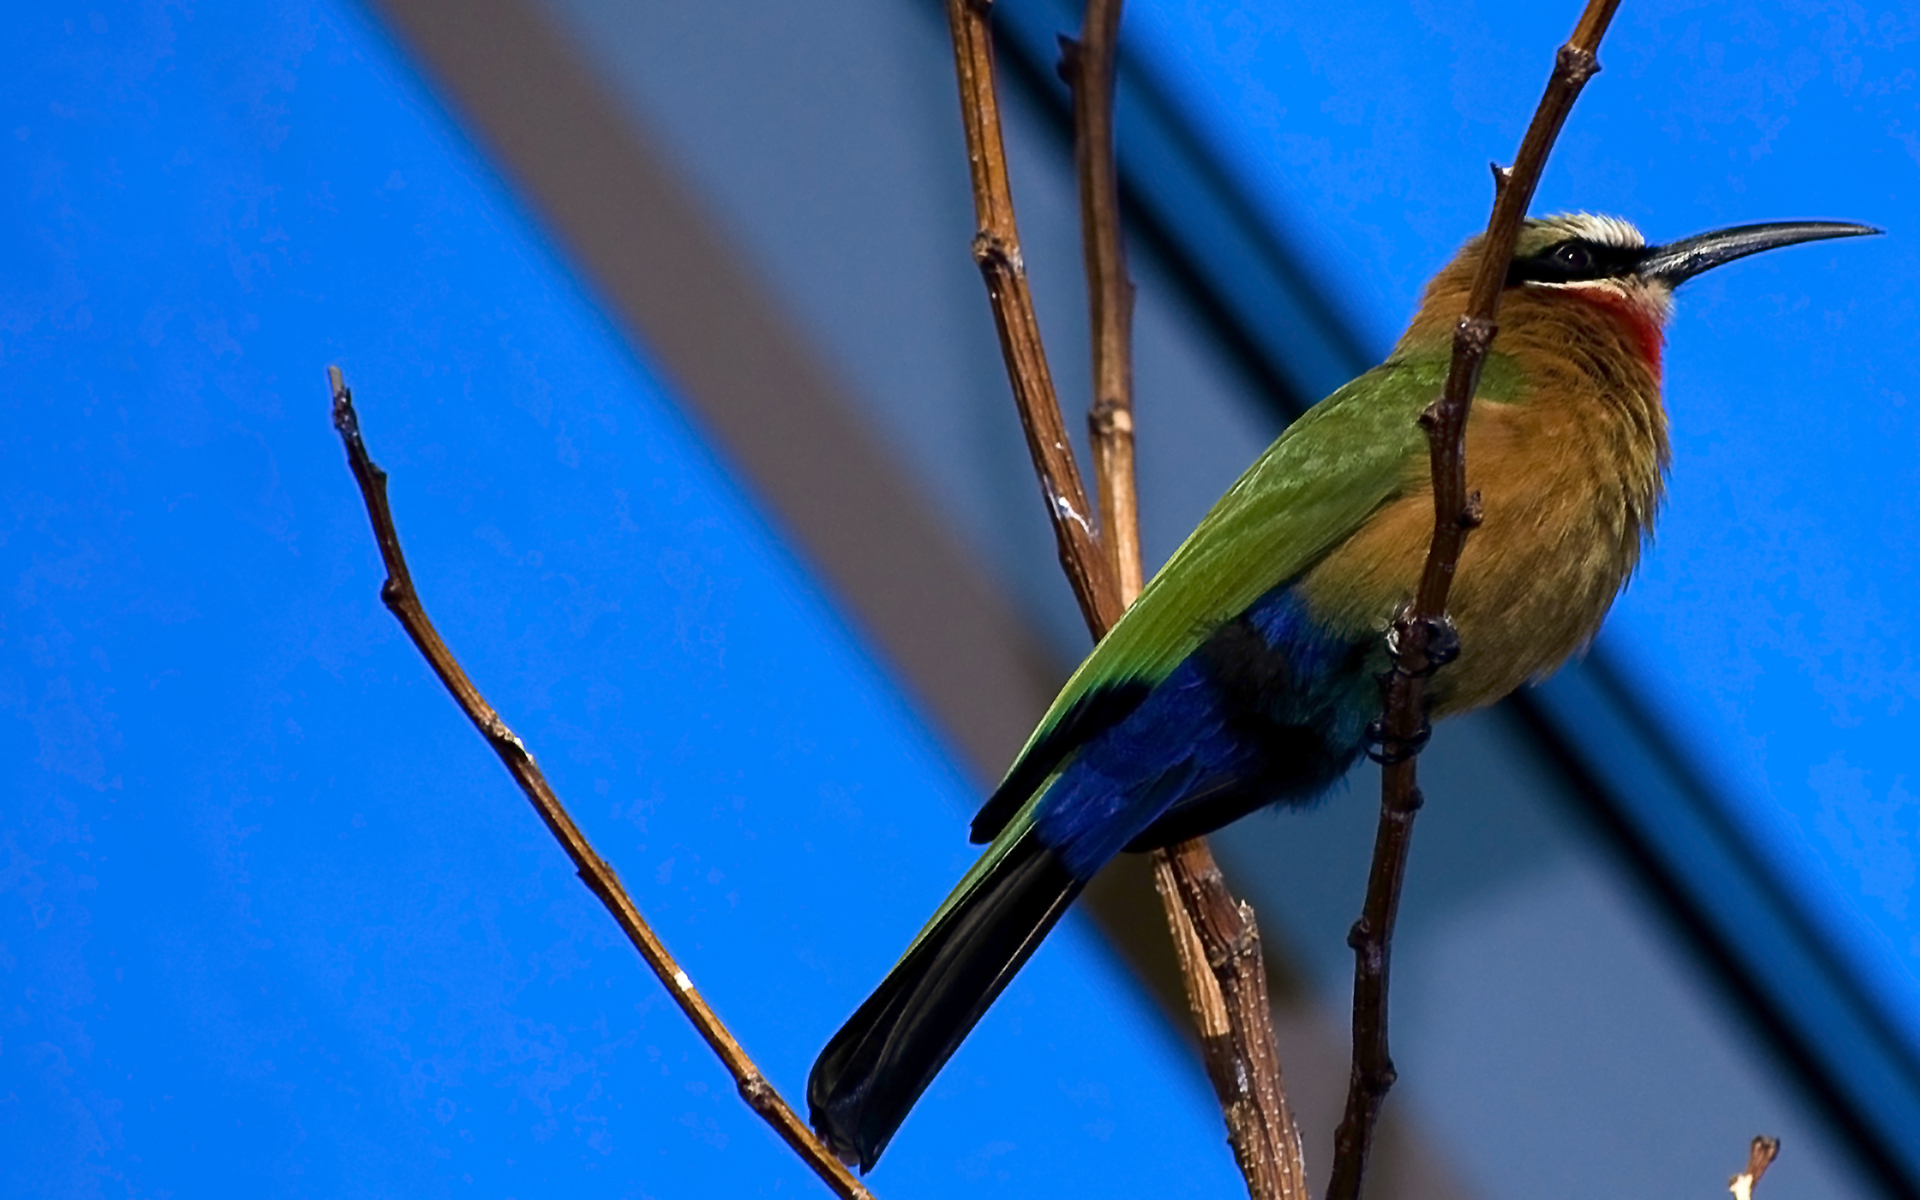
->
[1032, 586, 1374, 877]
[810, 585, 1379, 1170]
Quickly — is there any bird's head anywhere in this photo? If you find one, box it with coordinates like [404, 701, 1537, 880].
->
[1401, 213, 1879, 372]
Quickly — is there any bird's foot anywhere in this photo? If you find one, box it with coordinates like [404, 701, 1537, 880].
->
[1385, 608, 1459, 677]
[1365, 714, 1431, 765]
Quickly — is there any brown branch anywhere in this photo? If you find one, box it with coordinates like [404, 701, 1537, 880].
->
[1061, 0, 1142, 604]
[1153, 844, 1311, 1200]
[326, 367, 876, 1200]
[1058, 5, 1305, 1197]
[1327, 4, 1624, 1200]
[948, 1, 1302, 1193]
[944, 0, 1123, 639]
[1729, 1137, 1781, 1200]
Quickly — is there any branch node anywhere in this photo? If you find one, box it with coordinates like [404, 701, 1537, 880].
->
[738, 1073, 777, 1112]
[1461, 490, 1485, 529]
[1219, 920, 1261, 968]
[1088, 396, 1134, 436]
[331, 387, 359, 440]
[1363, 1059, 1398, 1095]
[1055, 33, 1081, 84]
[1556, 42, 1600, 85]
[1455, 314, 1496, 355]
[1233, 899, 1258, 935]
[484, 713, 527, 754]
[970, 230, 1023, 275]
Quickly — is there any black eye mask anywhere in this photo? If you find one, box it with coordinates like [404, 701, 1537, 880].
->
[1507, 238, 1646, 286]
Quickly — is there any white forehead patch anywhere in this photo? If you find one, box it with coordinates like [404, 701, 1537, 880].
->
[1544, 212, 1646, 249]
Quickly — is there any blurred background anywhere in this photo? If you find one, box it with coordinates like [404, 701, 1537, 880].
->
[5, 1, 1917, 1196]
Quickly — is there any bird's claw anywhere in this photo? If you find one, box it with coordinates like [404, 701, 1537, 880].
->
[1365, 715, 1432, 765]
[1423, 613, 1461, 670]
[1385, 609, 1459, 677]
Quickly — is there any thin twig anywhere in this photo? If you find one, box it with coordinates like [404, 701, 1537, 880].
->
[1063, 5, 1304, 1198]
[1729, 1136, 1780, 1200]
[1327, 4, 1624, 1200]
[1061, 0, 1141, 604]
[327, 367, 876, 1200]
[943, 0, 1123, 639]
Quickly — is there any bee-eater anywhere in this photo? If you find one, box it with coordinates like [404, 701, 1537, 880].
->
[808, 214, 1876, 1170]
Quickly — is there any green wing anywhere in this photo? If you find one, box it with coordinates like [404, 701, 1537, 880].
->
[903, 355, 1524, 968]
[1069, 363, 1436, 688]
[973, 353, 1513, 846]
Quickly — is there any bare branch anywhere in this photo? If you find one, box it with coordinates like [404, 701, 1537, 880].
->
[943, 0, 1123, 638]
[947, 3, 1304, 1195]
[1061, 0, 1142, 604]
[327, 366, 876, 1200]
[1154, 843, 1311, 1200]
[1328, 4, 1624, 1199]
[1061, 4, 1307, 1196]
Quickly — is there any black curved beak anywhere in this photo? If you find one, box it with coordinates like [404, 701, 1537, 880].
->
[1636, 221, 1881, 287]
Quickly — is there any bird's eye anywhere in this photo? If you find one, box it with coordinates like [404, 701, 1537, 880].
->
[1553, 242, 1595, 272]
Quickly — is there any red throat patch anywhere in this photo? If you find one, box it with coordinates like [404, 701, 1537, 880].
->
[1572, 286, 1666, 375]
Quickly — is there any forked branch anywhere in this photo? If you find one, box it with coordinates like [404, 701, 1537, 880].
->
[1328, 4, 1624, 1200]
[327, 367, 876, 1200]
[945, 0, 1122, 639]
[950, 2, 1307, 1197]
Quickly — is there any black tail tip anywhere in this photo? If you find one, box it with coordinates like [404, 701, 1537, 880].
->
[804, 832, 1082, 1175]
[807, 1095, 883, 1174]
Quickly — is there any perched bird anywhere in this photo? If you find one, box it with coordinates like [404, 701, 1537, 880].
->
[809, 213, 1876, 1170]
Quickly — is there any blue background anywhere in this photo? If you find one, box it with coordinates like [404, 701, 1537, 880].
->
[1, 3, 1241, 1195]
[7, 0, 1920, 1195]
[1132, 0, 1920, 1054]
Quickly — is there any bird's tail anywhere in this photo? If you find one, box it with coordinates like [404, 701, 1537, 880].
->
[807, 828, 1082, 1172]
